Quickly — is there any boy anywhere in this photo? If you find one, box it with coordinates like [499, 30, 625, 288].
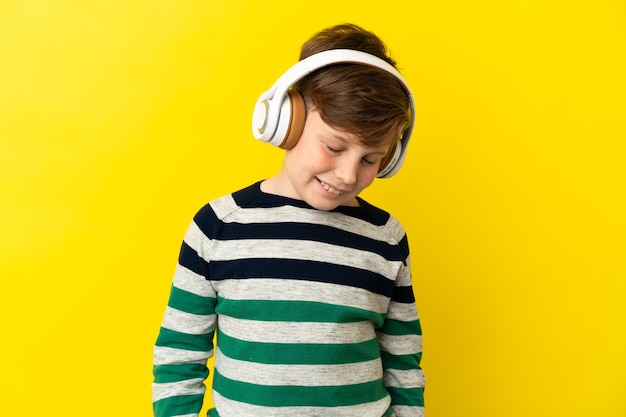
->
[153, 23, 425, 417]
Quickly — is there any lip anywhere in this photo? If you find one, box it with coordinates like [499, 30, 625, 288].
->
[318, 179, 346, 196]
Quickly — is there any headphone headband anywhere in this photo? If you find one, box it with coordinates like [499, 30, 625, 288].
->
[252, 49, 414, 178]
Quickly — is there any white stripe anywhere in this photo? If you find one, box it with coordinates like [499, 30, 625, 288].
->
[386, 300, 420, 322]
[183, 220, 210, 254]
[153, 345, 213, 366]
[210, 194, 240, 220]
[214, 278, 391, 314]
[184, 211, 404, 276]
[214, 348, 382, 386]
[384, 368, 426, 388]
[212, 390, 391, 417]
[172, 264, 214, 298]
[161, 306, 216, 335]
[209, 238, 403, 278]
[395, 267, 413, 287]
[218, 315, 376, 344]
[377, 333, 422, 355]
[152, 378, 205, 402]
[383, 215, 404, 239]
[211, 195, 404, 244]
[392, 405, 425, 417]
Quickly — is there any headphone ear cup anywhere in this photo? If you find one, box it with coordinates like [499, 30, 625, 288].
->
[278, 90, 306, 150]
[377, 139, 403, 178]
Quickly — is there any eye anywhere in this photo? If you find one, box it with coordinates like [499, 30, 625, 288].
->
[326, 144, 342, 154]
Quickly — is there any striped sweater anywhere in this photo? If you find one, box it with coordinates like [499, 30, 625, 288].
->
[153, 182, 425, 417]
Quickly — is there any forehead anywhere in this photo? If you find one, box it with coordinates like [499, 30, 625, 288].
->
[312, 111, 391, 152]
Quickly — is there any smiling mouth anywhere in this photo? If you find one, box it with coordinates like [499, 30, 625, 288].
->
[319, 180, 344, 195]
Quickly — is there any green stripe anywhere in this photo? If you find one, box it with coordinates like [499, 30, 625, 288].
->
[153, 393, 204, 417]
[216, 297, 385, 325]
[168, 285, 216, 315]
[217, 329, 380, 365]
[380, 351, 422, 370]
[383, 407, 395, 416]
[213, 368, 388, 407]
[153, 363, 209, 384]
[156, 327, 214, 352]
[387, 386, 425, 406]
[378, 318, 422, 336]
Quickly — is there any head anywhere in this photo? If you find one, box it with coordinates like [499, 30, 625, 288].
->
[294, 24, 411, 172]
[256, 24, 413, 210]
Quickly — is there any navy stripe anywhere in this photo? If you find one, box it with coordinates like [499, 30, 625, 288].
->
[209, 221, 406, 262]
[210, 258, 396, 297]
[178, 242, 209, 277]
[193, 202, 221, 238]
[398, 234, 409, 257]
[391, 285, 416, 303]
[232, 182, 392, 226]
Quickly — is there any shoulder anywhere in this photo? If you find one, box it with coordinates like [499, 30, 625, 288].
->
[350, 198, 409, 256]
[191, 182, 265, 236]
[353, 198, 406, 237]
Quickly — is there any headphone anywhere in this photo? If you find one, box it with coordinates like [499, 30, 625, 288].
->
[252, 49, 415, 178]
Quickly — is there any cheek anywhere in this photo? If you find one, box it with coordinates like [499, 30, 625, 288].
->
[286, 143, 329, 175]
[304, 146, 333, 169]
[357, 166, 379, 188]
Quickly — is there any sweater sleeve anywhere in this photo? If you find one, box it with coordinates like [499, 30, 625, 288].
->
[377, 250, 425, 417]
[152, 219, 218, 417]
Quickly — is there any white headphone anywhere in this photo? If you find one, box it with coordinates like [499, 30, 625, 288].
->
[252, 49, 415, 178]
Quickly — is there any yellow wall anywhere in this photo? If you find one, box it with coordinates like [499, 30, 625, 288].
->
[1, 1, 624, 416]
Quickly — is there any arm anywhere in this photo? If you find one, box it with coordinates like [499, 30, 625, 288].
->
[152, 220, 218, 417]
[377, 256, 425, 417]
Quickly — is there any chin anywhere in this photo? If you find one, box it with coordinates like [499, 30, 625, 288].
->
[302, 195, 342, 211]
[308, 201, 341, 211]
[307, 195, 357, 211]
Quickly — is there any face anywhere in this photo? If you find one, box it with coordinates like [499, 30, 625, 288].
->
[267, 110, 390, 211]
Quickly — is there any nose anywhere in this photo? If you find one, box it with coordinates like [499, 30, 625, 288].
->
[334, 156, 359, 186]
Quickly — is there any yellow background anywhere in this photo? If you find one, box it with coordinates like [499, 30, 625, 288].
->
[1, 1, 624, 416]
